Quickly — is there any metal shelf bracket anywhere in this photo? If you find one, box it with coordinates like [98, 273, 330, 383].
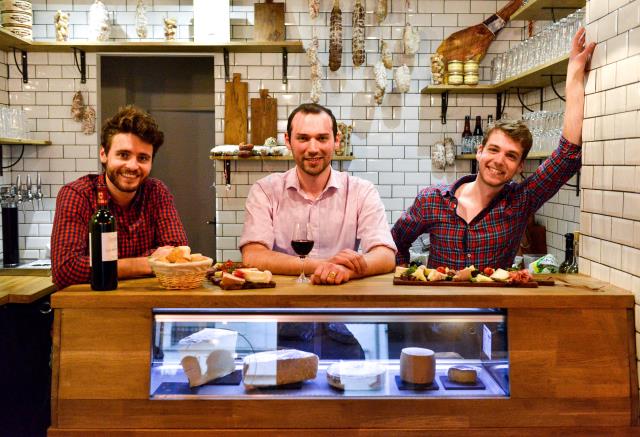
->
[282, 48, 288, 84]
[223, 48, 230, 82]
[73, 48, 86, 84]
[548, 75, 566, 101]
[12, 48, 28, 83]
[516, 87, 544, 112]
[440, 91, 449, 124]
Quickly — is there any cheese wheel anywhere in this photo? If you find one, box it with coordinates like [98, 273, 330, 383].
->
[326, 361, 386, 391]
[447, 365, 477, 384]
[400, 347, 435, 384]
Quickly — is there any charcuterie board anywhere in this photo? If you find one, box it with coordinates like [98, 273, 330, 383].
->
[393, 278, 555, 288]
[209, 277, 276, 290]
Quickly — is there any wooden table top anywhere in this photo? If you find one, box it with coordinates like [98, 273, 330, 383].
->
[52, 273, 634, 310]
[0, 275, 57, 305]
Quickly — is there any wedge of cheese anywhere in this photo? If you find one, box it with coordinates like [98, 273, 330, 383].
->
[490, 268, 511, 282]
[243, 349, 319, 387]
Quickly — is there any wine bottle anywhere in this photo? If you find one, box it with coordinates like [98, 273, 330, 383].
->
[89, 184, 118, 290]
[473, 115, 483, 151]
[462, 115, 473, 153]
[558, 233, 577, 274]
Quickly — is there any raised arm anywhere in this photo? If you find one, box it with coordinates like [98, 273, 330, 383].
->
[562, 27, 596, 145]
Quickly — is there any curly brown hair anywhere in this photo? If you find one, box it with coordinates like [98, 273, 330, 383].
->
[100, 105, 164, 156]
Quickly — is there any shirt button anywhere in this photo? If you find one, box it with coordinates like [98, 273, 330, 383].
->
[467, 254, 471, 258]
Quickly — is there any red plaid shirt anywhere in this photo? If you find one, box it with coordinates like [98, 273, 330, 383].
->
[51, 174, 187, 289]
[391, 137, 581, 270]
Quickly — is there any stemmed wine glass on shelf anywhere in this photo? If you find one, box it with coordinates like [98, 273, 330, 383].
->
[291, 222, 314, 283]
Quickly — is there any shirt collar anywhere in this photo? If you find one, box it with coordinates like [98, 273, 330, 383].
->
[98, 173, 145, 209]
[285, 166, 342, 194]
[443, 173, 515, 202]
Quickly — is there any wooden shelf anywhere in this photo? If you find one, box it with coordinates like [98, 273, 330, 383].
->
[0, 137, 51, 145]
[457, 152, 550, 160]
[210, 155, 354, 161]
[0, 28, 304, 53]
[511, 0, 585, 21]
[421, 54, 569, 94]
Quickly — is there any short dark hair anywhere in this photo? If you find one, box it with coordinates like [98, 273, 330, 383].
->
[482, 119, 533, 161]
[287, 103, 338, 139]
[101, 105, 164, 156]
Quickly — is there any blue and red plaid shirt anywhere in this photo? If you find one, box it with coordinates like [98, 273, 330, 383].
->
[51, 173, 188, 289]
[391, 136, 581, 270]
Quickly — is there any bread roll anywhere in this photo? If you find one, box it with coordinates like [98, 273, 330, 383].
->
[400, 347, 435, 384]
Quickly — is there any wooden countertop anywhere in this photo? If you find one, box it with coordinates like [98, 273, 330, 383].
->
[51, 273, 634, 310]
[0, 275, 57, 305]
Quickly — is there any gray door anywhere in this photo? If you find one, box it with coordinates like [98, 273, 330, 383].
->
[99, 56, 216, 256]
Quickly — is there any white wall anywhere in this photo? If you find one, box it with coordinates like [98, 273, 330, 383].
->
[578, 0, 640, 394]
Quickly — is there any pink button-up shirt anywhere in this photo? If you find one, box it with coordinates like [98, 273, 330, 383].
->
[240, 167, 396, 258]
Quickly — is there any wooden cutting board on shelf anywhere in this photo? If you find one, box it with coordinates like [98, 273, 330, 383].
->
[251, 89, 278, 145]
[254, 0, 285, 41]
[224, 73, 248, 145]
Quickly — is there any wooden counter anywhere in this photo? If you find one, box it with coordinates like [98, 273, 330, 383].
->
[49, 274, 639, 436]
[0, 275, 56, 305]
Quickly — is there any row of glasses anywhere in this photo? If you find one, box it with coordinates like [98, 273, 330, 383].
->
[0, 106, 30, 139]
[491, 8, 585, 84]
[522, 110, 564, 154]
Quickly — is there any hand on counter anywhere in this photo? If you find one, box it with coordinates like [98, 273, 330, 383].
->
[311, 263, 353, 285]
[328, 249, 368, 276]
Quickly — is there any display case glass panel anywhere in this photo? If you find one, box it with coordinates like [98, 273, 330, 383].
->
[150, 308, 509, 399]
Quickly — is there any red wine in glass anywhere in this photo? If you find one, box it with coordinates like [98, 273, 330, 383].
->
[292, 222, 313, 283]
[291, 239, 314, 256]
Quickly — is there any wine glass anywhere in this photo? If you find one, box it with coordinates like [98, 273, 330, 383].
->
[291, 222, 314, 283]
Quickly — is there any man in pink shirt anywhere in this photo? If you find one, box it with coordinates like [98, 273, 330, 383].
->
[240, 103, 396, 285]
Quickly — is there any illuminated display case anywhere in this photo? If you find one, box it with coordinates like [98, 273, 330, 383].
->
[150, 308, 509, 399]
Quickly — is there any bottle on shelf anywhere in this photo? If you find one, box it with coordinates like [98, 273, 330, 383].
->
[89, 182, 118, 291]
[559, 232, 578, 274]
[486, 114, 494, 131]
[461, 115, 473, 154]
[473, 115, 483, 151]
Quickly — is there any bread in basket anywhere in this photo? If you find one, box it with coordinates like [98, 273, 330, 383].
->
[148, 246, 213, 289]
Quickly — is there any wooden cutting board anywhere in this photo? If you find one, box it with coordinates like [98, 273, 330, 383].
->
[254, 0, 285, 41]
[251, 89, 278, 145]
[224, 73, 248, 145]
[393, 278, 555, 288]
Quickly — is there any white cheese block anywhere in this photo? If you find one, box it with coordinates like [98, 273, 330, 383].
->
[447, 365, 478, 384]
[400, 347, 435, 384]
[326, 361, 386, 391]
[243, 349, 319, 387]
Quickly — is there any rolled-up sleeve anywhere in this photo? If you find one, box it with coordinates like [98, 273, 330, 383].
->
[357, 181, 397, 254]
[239, 182, 275, 250]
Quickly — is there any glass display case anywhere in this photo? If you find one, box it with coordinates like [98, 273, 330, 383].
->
[150, 308, 509, 399]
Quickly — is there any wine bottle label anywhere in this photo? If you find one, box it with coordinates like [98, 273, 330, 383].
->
[483, 14, 506, 35]
[101, 232, 118, 261]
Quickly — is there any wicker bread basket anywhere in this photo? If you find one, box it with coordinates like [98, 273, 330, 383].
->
[149, 257, 213, 289]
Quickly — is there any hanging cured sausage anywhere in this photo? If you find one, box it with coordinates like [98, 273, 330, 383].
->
[352, 0, 365, 67]
[329, 0, 342, 71]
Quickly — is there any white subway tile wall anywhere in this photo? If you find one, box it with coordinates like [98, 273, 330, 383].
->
[581, 0, 640, 401]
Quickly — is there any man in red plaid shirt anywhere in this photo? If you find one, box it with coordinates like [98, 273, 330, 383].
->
[392, 28, 596, 270]
[51, 106, 187, 289]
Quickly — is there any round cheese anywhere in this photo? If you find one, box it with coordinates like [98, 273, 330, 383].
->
[326, 361, 386, 391]
[400, 347, 435, 384]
